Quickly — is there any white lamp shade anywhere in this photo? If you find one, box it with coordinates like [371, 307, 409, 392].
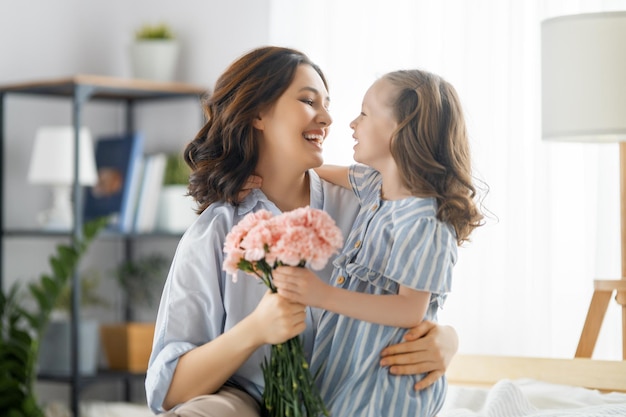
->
[28, 126, 98, 186]
[541, 12, 626, 143]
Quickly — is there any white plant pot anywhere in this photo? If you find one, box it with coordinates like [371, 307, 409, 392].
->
[38, 319, 100, 376]
[155, 185, 197, 233]
[130, 40, 179, 82]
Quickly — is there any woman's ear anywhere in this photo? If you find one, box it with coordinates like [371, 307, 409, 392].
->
[252, 114, 264, 130]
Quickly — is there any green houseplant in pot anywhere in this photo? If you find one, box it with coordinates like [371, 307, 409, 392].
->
[37, 269, 109, 376]
[0, 217, 108, 417]
[130, 22, 179, 82]
[100, 253, 169, 373]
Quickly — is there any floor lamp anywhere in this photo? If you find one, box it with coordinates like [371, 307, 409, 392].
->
[541, 12, 626, 359]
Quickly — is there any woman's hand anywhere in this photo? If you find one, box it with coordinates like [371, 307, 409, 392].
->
[250, 290, 307, 345]
[273, 266, 328, 308]
[379, 321, 458, 390]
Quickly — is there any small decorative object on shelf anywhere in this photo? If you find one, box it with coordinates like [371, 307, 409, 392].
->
[100, 253, 169, 373]
[83, 131, 144, 233]
[155, 152, 197, 233]
[27, 126, 98, 230]
[223, 207, 343, 417]
[130, 22, 179, 82]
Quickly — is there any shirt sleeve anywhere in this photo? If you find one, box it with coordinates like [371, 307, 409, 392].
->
[348, 164, 382, 205]
[384, 216, 456, 295]
[145, 206, 232, 413]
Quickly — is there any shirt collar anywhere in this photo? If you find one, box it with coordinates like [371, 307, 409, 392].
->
[236, 169, 324, 215]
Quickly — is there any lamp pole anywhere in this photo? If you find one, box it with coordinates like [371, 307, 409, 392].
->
[615, 142, 626, 354]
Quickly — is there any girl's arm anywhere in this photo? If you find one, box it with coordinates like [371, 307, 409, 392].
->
[314, 165, 351, 189]
[163, 291, 306, 410]
[273, 266, 429, 328]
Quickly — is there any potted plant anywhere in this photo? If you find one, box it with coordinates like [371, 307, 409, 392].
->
[0, 217, 108, 417]
[130, 22, 179, 82]
[155, 152, 197, 232]
[37, 269, 109, 376]
[100, 253, 169, 373]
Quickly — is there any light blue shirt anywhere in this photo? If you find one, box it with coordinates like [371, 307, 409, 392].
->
[145, 170, 359, 413]
[311, 164, 456, 417]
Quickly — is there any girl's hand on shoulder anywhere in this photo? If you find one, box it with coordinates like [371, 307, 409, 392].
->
[250, 290, 306, 345]
[273, 266, 328, 307]
[379, 321, 458, 390]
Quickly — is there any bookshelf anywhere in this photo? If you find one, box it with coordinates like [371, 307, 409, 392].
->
[0, 75, 207, 416]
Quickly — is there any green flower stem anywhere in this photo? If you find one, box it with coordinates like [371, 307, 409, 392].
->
[258, 270, 328, 417]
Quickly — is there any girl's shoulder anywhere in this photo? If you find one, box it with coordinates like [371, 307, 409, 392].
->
[349, 164, 381, 202]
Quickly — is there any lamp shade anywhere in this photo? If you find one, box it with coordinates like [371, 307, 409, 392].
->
[541, 12, 626, 143]
[27, 126, 98, 186]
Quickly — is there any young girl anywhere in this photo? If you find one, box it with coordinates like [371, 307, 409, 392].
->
[145, 48, 459, 417]
[273, 69, 484, 416]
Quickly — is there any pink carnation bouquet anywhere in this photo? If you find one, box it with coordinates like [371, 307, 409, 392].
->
[224, 206, 343, 417]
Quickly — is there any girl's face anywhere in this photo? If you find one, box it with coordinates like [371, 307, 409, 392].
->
[350, 78, 398, 170]
[254, 64, 332, 171]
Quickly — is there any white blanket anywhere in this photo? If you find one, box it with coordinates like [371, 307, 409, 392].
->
[440, 379, 626, 417]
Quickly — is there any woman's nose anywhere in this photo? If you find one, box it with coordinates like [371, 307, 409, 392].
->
[317, 106, 332, 126]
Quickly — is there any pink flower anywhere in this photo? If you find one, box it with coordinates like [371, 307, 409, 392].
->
[223, 206, 344, 282]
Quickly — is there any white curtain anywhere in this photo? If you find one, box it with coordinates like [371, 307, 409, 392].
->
[269, 0, 624, 359]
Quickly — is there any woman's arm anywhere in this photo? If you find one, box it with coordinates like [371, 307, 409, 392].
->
[272, 266, 429, 328]
[163, 291, 306, 410]
[380, 321, 459, 390]
[314, 165, 351, 189]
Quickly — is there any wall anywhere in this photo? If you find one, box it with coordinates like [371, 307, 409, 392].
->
[0, 0, 272, 408]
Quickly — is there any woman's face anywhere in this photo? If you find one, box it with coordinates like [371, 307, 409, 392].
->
[350, 78, 398, 170]
[254, 64, 332, 171]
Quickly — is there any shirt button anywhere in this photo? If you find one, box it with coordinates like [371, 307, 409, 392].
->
[371, 204, 378, 211]
[337, 275, 346, 285]
[354, 240, 361, 249]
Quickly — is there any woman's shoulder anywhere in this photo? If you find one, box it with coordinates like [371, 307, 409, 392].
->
[178, 201, 236, 246]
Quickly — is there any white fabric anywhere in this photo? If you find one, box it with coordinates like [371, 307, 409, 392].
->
[440, 379, 626, 417]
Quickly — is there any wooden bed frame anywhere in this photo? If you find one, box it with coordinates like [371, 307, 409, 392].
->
[446, 354, 626, 393]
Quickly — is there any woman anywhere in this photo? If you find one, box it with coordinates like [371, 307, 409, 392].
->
[146, 46, 459, 416]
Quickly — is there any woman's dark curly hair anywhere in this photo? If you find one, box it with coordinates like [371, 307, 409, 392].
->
[185, 46, 328, 214]
[384, 70, 485, 244]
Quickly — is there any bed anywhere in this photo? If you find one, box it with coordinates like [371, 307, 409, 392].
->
[440, 354, 626, 416]
[47, 354, 626, 416]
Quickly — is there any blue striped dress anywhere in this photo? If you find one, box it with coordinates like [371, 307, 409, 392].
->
[311, 164, 456, 417]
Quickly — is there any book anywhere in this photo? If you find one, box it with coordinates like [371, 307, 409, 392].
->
[83, 132, 144, 232]
[133, 152, 167, 233]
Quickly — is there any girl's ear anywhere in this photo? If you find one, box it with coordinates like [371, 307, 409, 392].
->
[252, 114, 264, 130]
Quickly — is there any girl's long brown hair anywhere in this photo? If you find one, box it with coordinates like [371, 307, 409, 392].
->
[184, 46, 328, 214]
[385, 70, 484, 244]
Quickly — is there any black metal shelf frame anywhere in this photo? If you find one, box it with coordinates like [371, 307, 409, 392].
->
[0, 77, 206, 417]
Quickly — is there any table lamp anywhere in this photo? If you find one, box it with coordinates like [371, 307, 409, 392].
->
[27, 126, 98, 230]
[541, 11, 626, 359]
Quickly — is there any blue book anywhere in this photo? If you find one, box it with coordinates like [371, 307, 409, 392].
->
[83, 132, 144, 232]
